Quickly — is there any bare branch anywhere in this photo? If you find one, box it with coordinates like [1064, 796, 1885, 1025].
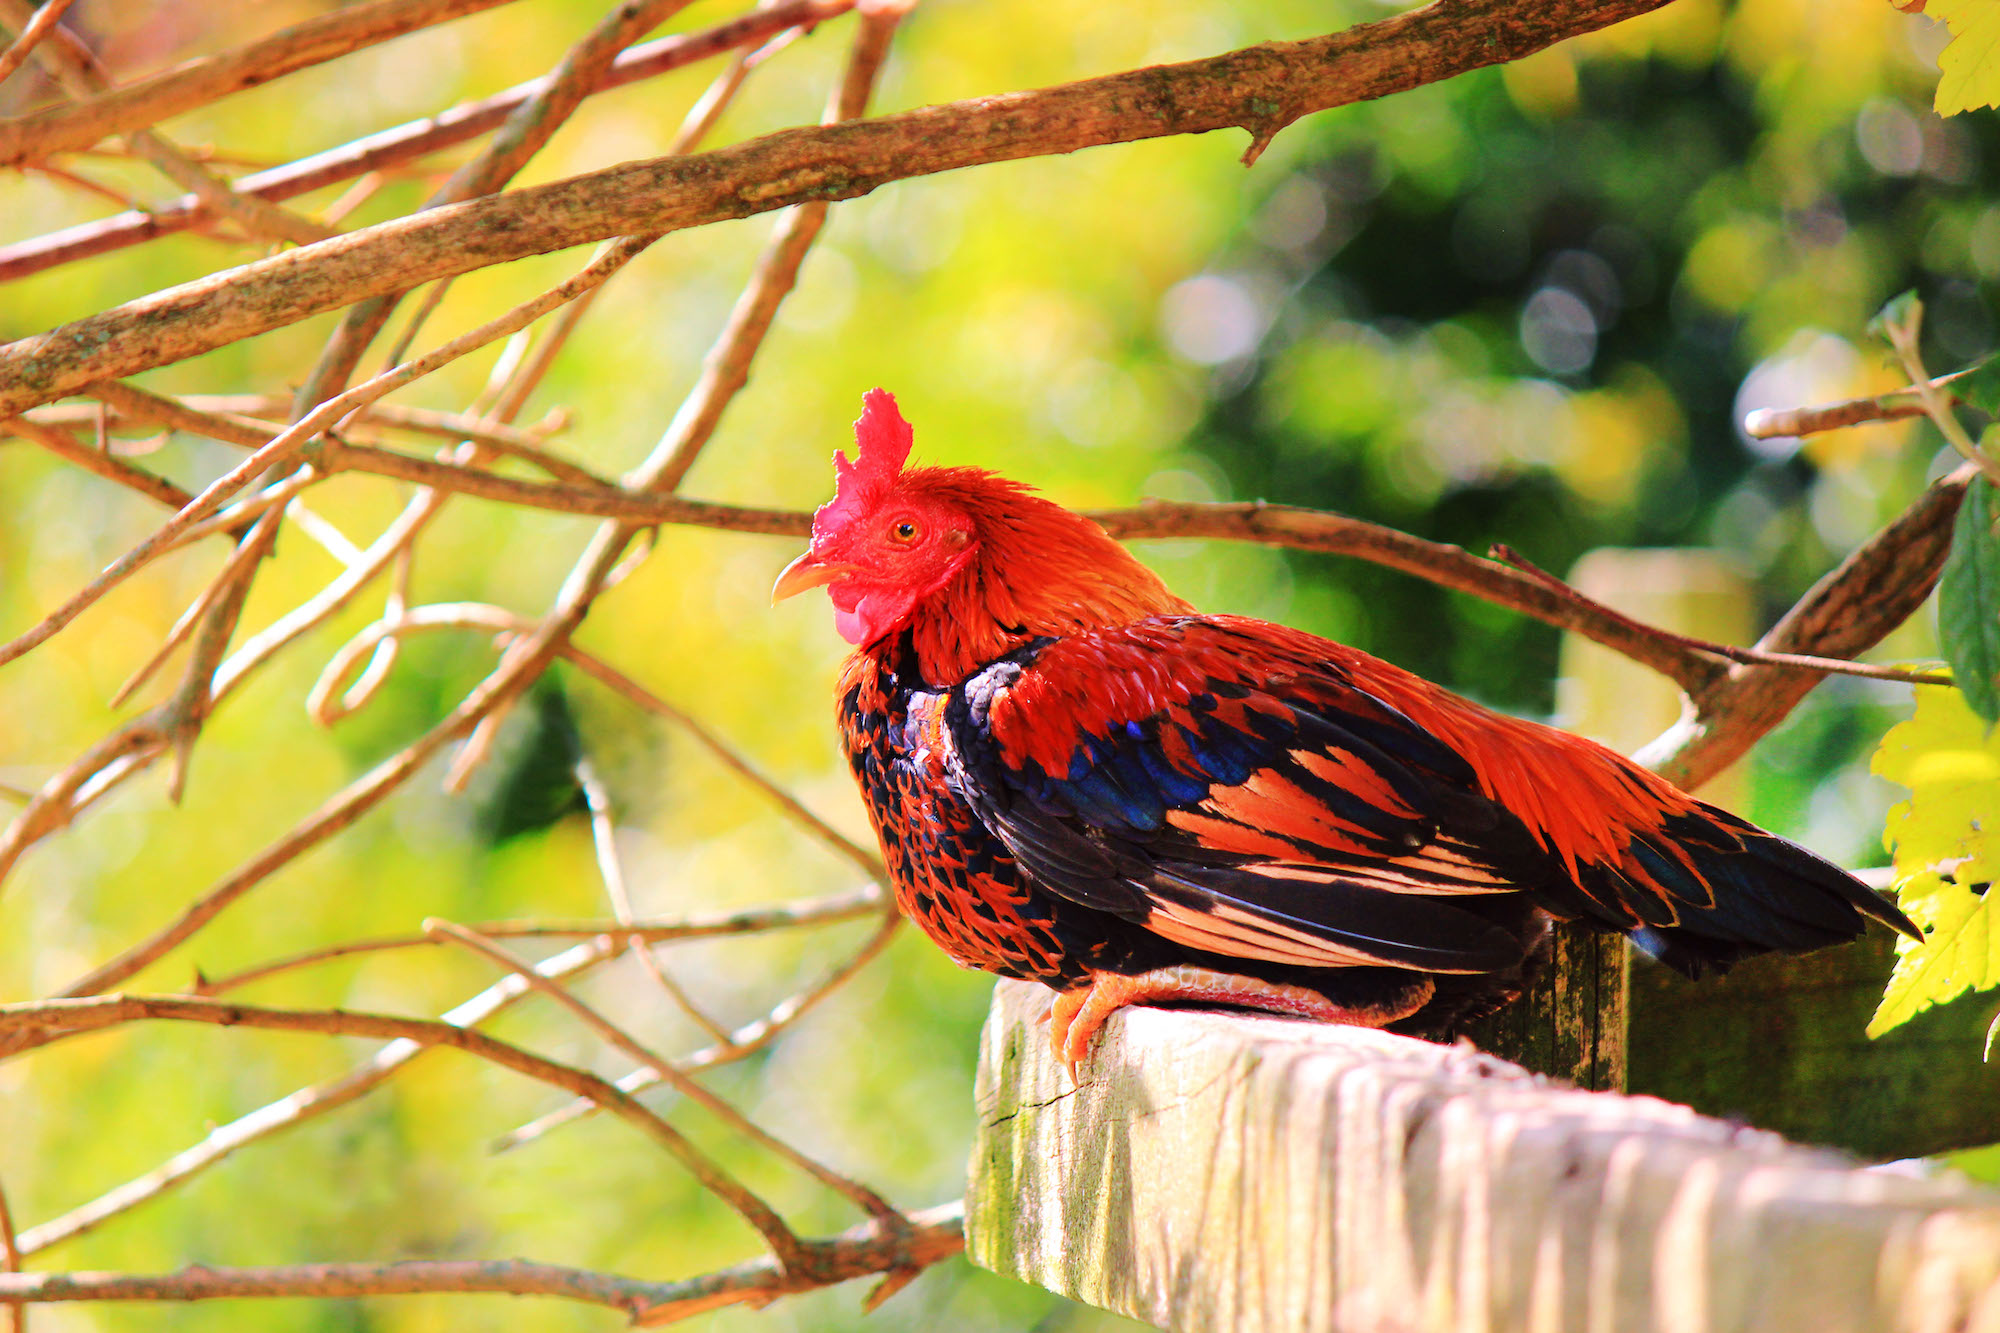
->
[23, 929, 626, 1255]
[1740, 366, 1976, 440]
[494, 909, 901, 1153]
[0, 0, 1674, 420]
[0, 994, 807, 1265]
[0, 1201, 965, 1323]
[0, 0, 526, 168]
[1639, 462, 1975, 788]
[191, 889, 884, 998]
[1487, 543, 1948, 688]
[0, 235, 645, 675]
[424, 919, 902, 1222]
[0, 0, 336, 250]
[437, 0, 908, 795]
[0, 0, 75, 88]
[293, 0, 699, 409]
[2, 416, 192, 509]
[574, 758, 738, 1044]
[0, 0, 858, 282]
[0, 1171, 21, 1333]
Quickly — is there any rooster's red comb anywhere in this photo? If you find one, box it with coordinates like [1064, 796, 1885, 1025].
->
[816, 388, 912, 537]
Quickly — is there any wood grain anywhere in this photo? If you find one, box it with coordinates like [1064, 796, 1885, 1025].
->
[970, 978, 2000, 1333]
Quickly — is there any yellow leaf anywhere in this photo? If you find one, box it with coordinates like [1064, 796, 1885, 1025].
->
[1868, 874, 2000, 1034]
[1868, 683, 2000, 1038]
[1872, 682, 2000, 887]
[1927, 0, 2000, 115]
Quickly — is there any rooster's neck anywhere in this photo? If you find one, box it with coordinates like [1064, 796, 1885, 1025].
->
[899, 507, 1191, 685]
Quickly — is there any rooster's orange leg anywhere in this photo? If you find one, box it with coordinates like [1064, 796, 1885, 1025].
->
[1045, 965, 1435, 1081]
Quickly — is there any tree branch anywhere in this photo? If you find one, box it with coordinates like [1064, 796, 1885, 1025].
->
[0, 0, 525, 168]
[1639, 462, 1974, 788]
[0, 0, 1673, 419]
[0, 0, 857, 282]
[0, 1201, 965, 1324]
[0, 993, 809, 1265]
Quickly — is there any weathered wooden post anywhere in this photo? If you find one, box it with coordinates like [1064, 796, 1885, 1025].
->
[968, 981, 2000, 1332]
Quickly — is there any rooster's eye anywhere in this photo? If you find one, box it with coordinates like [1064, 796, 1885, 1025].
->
[891, 521, 920, 543]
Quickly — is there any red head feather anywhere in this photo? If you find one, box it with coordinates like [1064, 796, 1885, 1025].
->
[815, 388, 913, 545]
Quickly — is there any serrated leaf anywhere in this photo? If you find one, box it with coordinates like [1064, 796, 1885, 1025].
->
[1869, 876, 2000, 1035]
[1951, 355, 2000, 417]
[1869, 684, 2000, 1039]
[1940, 478, 2000, 725]
[1928, 0, 2000, 114]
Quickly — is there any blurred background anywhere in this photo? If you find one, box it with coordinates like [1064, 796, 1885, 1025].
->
[0, 0, 1978, 1327]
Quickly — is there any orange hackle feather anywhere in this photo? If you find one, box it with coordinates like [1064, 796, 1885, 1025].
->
[786, 389, 1920, 1078]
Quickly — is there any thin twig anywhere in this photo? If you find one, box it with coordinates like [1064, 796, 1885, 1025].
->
[495, 909, 901, 1153]
[559, 645, 886, 880]
[0, 1201, 966, 1323]
[0, 0, 858, 281]
[573, 759, 737, 1045]
[1741, 366, 1977, 440]
[0, 0, 526, 167]
[1639, 462, 1976, 788]
[0, 1172, 22, 1333]
[1487, 544, 1950, 688]
[423, 919, 903, 1221]
[438, 0, 908, 795]
[0, 0, 75, 88]
[1881, 300, 2000, 487]
[2, 417, 191, 509]
[112, 510, 281, 710]
[22, 930, 628, 1255]
[304, 602, 883, 874]
[0, 234, 647, 674]
[0, 994, 808, 1267]
[0, 0, 336, 250]
[292, 0, 698, 410]
[190, 889, 884, 998]
[26, 391, 594, 484]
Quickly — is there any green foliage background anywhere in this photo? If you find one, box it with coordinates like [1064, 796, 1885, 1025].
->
[0, 0, 1984, 1328]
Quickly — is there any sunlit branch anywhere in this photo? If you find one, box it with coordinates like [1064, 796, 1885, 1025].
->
[573, 758, 738, 1045]
[0, 0, 858, 281]
[424, 919, 903, 1222]
[0, 0, 526, 168]
[0, 0, 76, 88]
[0, 1201, 966, 1324]
[0, 0, 1676, 419]
[191, 889, 884, 998]
[494, 908, 901, 1153]
[0, 993, 808, 1266]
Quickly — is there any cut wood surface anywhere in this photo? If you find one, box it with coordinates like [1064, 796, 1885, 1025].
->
[968, 978, 2000, 1333]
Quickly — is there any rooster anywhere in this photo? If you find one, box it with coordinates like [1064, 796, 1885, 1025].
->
[774, 389, 1919, 1077]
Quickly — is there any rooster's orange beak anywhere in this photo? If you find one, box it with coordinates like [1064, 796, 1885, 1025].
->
[771, 550, 859, 605]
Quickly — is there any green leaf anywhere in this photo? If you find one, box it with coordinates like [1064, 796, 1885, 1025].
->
[1986, 1008, 1999, 1062]
[1950, 354, 2000, 417]
[1869, 288, 1922, 342]
[1940, 477, 2000, 726]
[1929, 0, 2000, 115]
